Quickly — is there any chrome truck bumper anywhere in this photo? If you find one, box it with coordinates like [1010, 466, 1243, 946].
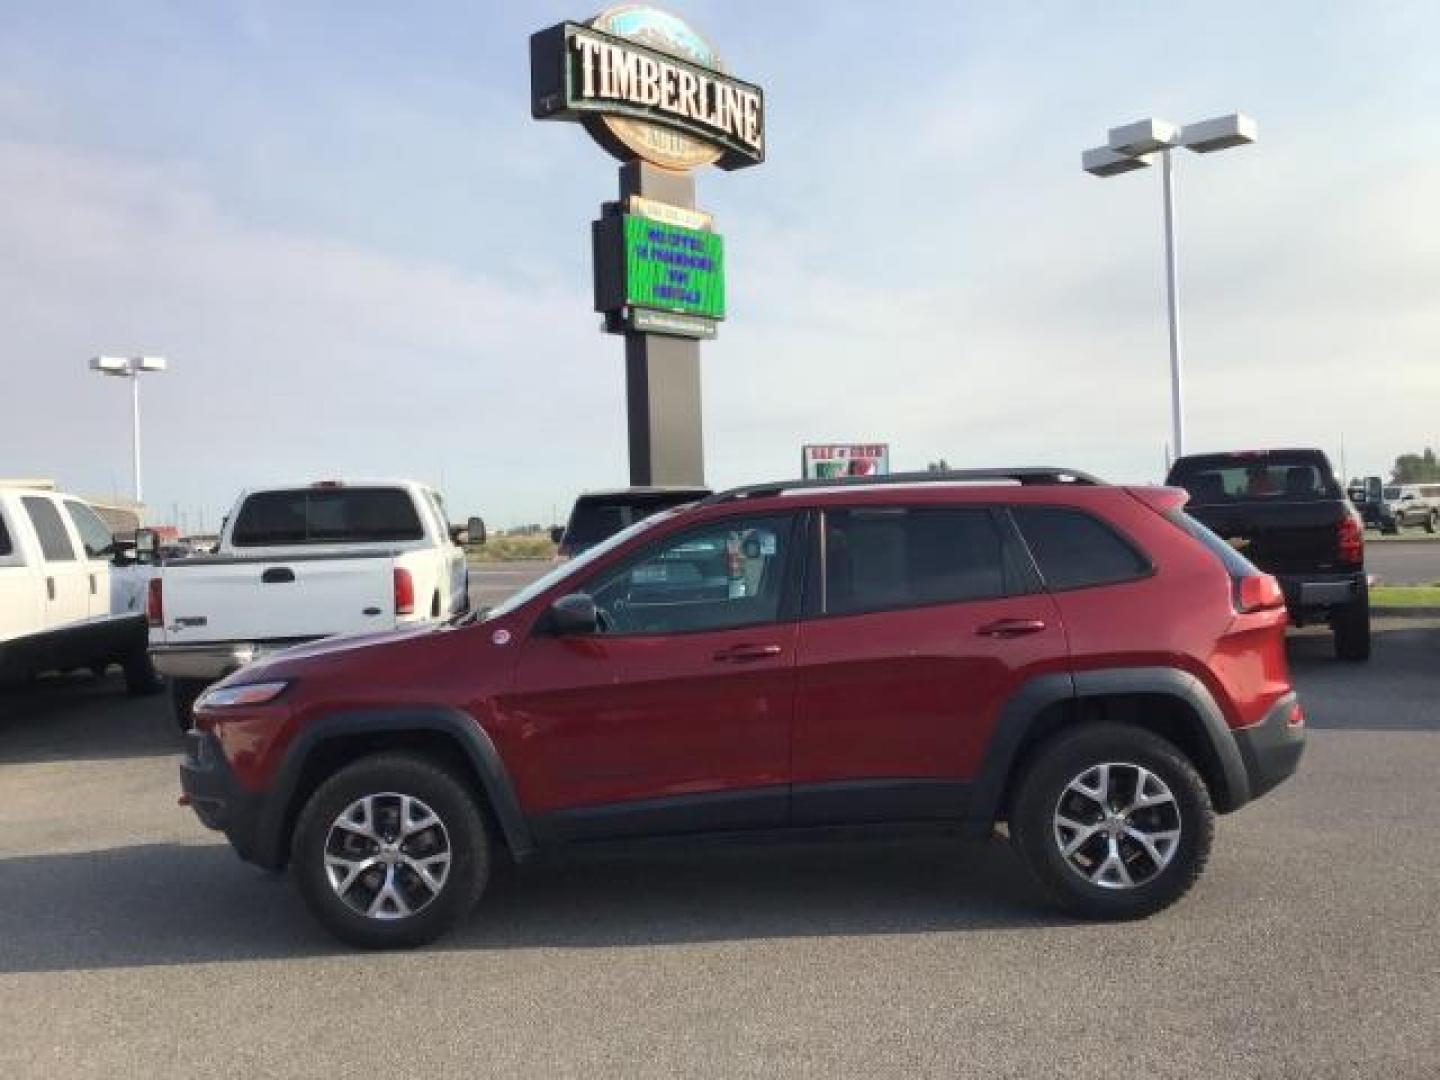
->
[150, 640, 310, 681]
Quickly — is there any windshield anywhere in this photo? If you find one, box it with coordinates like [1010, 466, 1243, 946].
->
[483, 509, 678, 620]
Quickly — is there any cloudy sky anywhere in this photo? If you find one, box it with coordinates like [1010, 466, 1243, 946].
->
[1, 1, 1435, 528]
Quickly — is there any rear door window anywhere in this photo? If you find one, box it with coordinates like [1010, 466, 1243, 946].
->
[230, 488, 424, 546]
[1012, 507, 1150, 591]
[821, 507, 1016, 617]
[22, 497, 77, 562]
[0, 512, 12, 557]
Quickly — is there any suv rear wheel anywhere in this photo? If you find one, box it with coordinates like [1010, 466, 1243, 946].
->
[1010, 723, 1214, 920]
[292, 753, 490, 948]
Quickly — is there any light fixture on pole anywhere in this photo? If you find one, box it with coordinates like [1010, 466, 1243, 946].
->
[89, 355, 168, 504]
[1082, 112, 1257, 460]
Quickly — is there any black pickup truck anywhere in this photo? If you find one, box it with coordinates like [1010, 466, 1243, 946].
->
[1167, 448, 1369, 661]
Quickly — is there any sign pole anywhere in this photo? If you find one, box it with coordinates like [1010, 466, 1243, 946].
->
[618, 160, 704, 487]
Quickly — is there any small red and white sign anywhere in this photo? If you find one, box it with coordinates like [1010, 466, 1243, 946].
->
[801, 444, 891, 480]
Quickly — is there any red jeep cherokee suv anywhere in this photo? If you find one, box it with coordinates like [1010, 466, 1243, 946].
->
[180, 469, 1304, 947]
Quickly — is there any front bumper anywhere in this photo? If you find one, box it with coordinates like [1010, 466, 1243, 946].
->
[1231, 693, 1306, 802]
[179, 730, 273, 867]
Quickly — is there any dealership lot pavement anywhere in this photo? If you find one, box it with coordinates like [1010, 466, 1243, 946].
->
[1, 615, 1437, 1079]
[1366, 537, 1440, 585]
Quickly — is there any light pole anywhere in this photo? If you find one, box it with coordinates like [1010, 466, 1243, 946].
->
[89, 355, 168, 504]
[1082, 113, 1257, 460]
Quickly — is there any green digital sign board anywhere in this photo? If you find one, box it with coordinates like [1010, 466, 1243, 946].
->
[622, 215, 725, 321]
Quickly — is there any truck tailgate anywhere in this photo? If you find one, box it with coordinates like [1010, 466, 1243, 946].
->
[1185, 501, 1347, 575]
[155, 553, 396, 645]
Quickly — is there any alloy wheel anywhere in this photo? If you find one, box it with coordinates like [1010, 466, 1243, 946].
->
[323, 792, 452, 920]
[1052, 762, 1182, 889]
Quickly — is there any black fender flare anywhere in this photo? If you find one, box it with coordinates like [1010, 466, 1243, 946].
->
[255, 707, 534, 867]
[968, 667, 1251, 830]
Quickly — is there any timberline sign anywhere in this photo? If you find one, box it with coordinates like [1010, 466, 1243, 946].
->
[530, 12, 765, 172]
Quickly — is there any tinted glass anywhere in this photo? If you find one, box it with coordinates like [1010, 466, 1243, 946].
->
[0, 513, 11, 557]
[823, 507, 1007, 616]
[230, 489, 424, 546]
[1164, 509, 1258, 580]
[64, 500, 115, 558]
[1167, 451, 1340, 504]
[22, 497, 77, 562]
[586, 514, 792, 634]
[1013, 507, 1149, 590]
[563, 490, 708, 552]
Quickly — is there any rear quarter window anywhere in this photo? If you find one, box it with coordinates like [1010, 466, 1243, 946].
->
[1011, 506, 1150, 590]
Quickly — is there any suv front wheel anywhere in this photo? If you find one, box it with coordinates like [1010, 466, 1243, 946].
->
[292, 753, 490, 948]
[1010, 724, 1214, 920]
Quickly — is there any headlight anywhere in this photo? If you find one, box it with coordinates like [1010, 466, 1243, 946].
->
[196, 681, 290, 709]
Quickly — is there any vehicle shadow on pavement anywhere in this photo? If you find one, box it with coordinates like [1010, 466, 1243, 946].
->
[0, 673, 180, 764]
[1285, 618, 1439, 731]
[0, 836, 1061, 973]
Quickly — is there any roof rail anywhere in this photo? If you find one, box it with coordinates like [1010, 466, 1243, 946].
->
[702, 467, 1104, 505]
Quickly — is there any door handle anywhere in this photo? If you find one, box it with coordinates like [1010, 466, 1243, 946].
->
[977, 618, 1047, 639]
[46, 576, 55, 601]
[261, 567, 296, 584]
[90, 573, 97, 595]
[713, 643, 783, 663]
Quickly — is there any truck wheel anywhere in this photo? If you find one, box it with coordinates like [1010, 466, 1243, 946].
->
[122, 651, 164, 696]
[291, 753, 490, 949]
[1427, 512, 1437, 535]
[170, 677, 211, 731]
[1010, 723, 1214, 920]
[1333, 593, 1371, 662]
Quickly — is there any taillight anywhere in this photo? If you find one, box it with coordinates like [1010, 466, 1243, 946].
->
[146, 577, 164, 628]
[1235, 573, 1285, 614]
[1337, 512, 1364, 565]
[393, 568, 415, 616]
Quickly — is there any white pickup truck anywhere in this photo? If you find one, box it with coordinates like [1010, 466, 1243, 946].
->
[146, 480, 482, 728]
[0, 485, 160, 693]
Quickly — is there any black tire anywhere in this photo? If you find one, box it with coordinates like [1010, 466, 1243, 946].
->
[170, 677, 211, 731]
[122, 651, 164, 696]
[291, 753, 489, 949]
[1010, 723, 1215, 921]
[1333, 592, 1371, 662]
[1426, 512, 1437, 535]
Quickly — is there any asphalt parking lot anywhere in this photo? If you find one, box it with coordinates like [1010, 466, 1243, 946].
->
[1366, 537, 1440, 585]
[2, 611, 1437, 1078]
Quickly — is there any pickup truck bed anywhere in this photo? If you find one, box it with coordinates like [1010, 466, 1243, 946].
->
[1167, 448, 1370, 661]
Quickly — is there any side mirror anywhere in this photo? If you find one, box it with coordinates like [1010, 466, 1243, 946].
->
[465, 516, 487, 546]
[112, 542, 136, 567]
[549, 593, 599, 636]
[549, 525, 565, 546]
[134, 529, 159, 565]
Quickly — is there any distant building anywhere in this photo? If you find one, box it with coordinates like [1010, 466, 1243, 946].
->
[0, 478, 145, 538]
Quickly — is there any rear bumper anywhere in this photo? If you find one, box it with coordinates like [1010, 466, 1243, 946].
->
[1277, 571, 1364, 613]
[151, 640, 311, 681]
[1231, 693, 1305, 802]
[179, 730, 275, 868]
